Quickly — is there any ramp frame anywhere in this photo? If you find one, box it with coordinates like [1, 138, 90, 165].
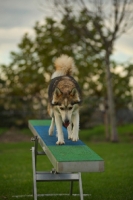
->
[31, 136, 84, 200]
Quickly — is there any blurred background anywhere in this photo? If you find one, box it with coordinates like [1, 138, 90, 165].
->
[0, 0, 133, 142]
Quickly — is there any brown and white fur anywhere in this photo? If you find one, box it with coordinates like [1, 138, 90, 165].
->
[47, 55, 81, 145]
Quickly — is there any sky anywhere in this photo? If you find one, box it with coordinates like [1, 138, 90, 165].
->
[0, 0, 133, 65]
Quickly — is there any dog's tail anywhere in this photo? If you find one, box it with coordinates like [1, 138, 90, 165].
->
[51, 55, 75, 79]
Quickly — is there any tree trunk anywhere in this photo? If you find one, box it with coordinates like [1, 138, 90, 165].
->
[104, 97, 110, 141]
[105, 51, 118, 142]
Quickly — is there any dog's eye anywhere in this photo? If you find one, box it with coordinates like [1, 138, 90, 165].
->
[60, 107, 65, 110]
[68, 107, 72, 110]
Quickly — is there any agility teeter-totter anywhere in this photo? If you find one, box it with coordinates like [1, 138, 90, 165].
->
[29, 120, 104, 200]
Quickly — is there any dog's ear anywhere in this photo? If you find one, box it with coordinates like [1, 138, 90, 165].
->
[52, 88, 62, 105]
[70, 88, 81, 102]
[54, 87, 62, 96]
[70, 88, 77, 96]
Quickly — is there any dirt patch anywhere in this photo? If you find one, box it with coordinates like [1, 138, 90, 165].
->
[0, 127, 31, 143]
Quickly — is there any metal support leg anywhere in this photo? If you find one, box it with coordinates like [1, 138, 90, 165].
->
[70, 181, 73, 196]
[79, 173, 84, 200]
[31, 136, 38, 167]
[34, 136, 38, 166]
[32, 147, 37, 200]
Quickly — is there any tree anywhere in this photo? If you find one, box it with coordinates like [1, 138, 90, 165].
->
[1, 12, 104, 126]
[85, 0, 133, 142]
[1, 5, 132, 132]
[1, 34, 47, 126]
[49, 0, 133, 142]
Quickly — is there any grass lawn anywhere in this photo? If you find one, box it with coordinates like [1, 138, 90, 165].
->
[0, 125, 133, 200]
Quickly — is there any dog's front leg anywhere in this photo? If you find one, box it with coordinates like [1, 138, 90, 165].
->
[71, 112, 79, 141]
[55, 113, 65, 145]
[67, 123, 72, 139]
[49, 117, 55, 136]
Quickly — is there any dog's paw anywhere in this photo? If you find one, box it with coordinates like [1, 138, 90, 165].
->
[71, 136, 79, 142]
[49, 127, 54, 136]
[56, 140, 65, 145]
[68, 136, 72, 140]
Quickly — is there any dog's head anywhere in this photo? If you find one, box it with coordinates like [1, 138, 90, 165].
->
[52, 87, 81, 127]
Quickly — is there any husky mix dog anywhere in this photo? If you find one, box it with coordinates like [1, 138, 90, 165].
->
[47, 55, 81, 145]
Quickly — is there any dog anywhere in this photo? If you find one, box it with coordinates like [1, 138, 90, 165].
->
[47, 55, 81, 145]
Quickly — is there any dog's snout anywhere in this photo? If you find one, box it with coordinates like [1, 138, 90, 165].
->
[63, 118, 70, 128]
[65, 119, 69, 124]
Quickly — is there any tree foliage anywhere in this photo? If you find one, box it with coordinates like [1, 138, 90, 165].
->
[0, 8, 133, 128]
[42, 0, 133, 140]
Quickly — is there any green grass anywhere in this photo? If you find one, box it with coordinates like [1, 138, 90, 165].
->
[0, 140, 133, 200]
[80, 124, 133, 143]
[20, 128, 33, 136]
[0, 127, 8, 136]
